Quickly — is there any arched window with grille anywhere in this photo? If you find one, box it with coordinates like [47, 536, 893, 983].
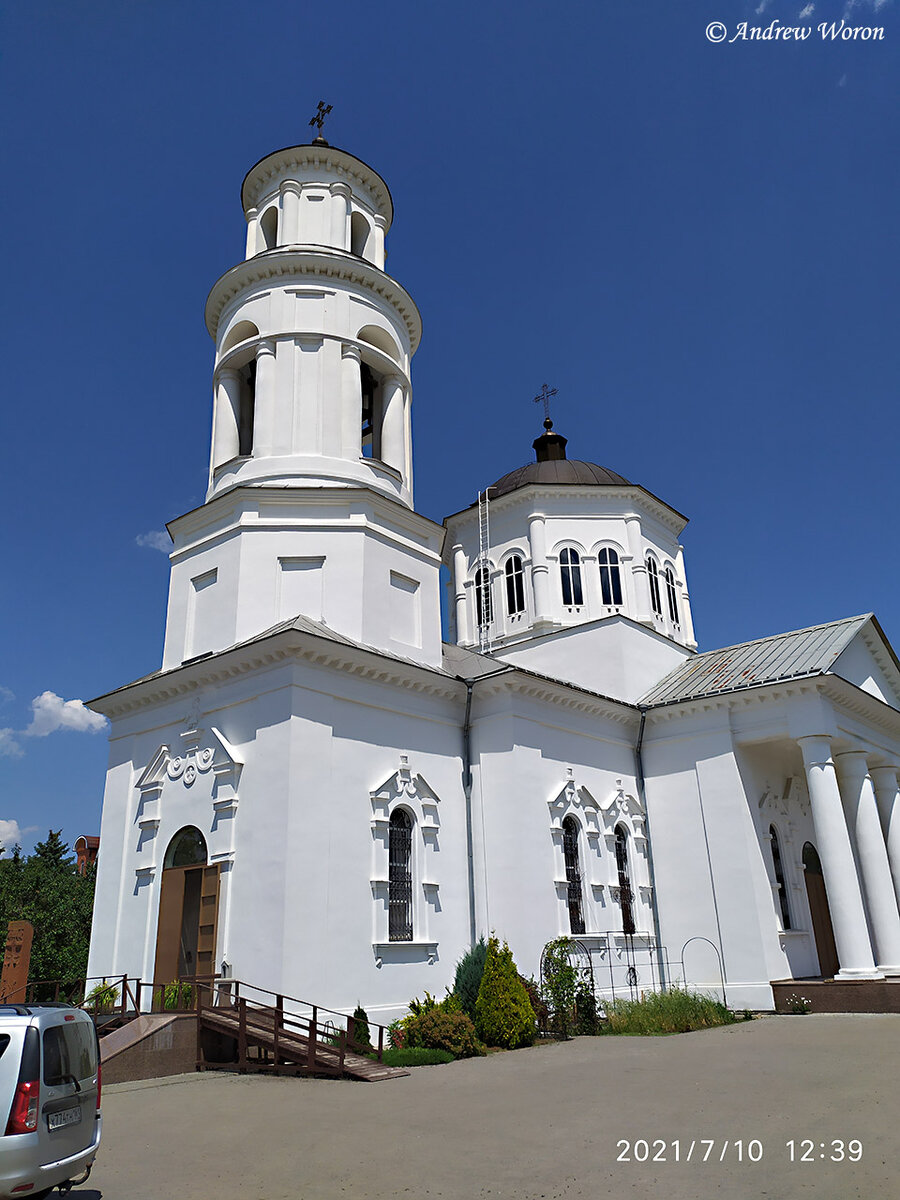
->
[562, 816, 586, 935]
[388, 809, 413, 942]
[646, 556, 662, 617]
[769, 825, 792, 930]
[505, 555, 526, 615]
[474, 566, 493, 628]
[598, 547, 623, 606]
[559, 547, 584, 607]
[614, 824, 636, 934]
[664, 566, 680, 626]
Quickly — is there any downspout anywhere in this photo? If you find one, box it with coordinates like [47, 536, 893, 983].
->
[634, 706, 667, 989]
[462, 680, 477, 947]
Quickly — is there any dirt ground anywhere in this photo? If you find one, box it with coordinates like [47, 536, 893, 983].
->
[83, 1014, 898, 1200]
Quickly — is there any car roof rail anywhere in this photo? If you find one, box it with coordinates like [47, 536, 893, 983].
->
[0, 1004, 33, 1016]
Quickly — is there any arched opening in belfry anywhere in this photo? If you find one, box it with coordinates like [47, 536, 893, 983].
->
[350, 211, 370, 258]
[358, 324, 401, 364]
[237, 357, 256, 456]
[260, 205, 278, 250]
[360, 359, 384, 460]
[220, 320, 259, 356]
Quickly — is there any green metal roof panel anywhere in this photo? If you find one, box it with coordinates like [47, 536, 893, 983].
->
[640, 615, 872, 706]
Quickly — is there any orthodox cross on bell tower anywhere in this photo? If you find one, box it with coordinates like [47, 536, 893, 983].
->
[534, 383, 558, 429]
[309, 101, 333, 142]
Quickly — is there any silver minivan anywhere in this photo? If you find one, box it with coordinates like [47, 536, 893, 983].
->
[0, 1004, 101, 1199]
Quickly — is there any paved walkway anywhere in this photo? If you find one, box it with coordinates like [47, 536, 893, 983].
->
[86, 1015, 899, 1200]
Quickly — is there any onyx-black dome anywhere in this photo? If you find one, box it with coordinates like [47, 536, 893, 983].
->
[489, 458, 631, 499]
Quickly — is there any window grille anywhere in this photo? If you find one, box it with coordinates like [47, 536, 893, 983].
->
[505, 556, 526, 615]
[388, 809, 413, 942]
[770, 825, 792, 930]
[615, 825, 636, 935]
[474, 566, 493, 628]
[664, 567, 680, 626]
[559, 548, 584, 607]
[646, 557, 662, 617]
[598, 548, 623, 606]
[562, 816, 586, 935]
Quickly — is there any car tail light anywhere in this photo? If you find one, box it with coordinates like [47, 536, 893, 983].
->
[5, 1080, 39, 1135]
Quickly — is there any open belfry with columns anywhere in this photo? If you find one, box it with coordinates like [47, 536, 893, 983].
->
[87, 127, 900, 1021]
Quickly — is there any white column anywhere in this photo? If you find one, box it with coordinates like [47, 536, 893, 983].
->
[798, 736, 881, 978]
[330, 182, 351, 250]
[280, 182, 301, 244]
[452, 544, 468, 644]
[528, 513, 552, 626]
[244, 207, 258, 259]
[212, 368, 241, 468]
[253, 340, 277, 456]
[625, 515, 651, 625]
[372, 213, 387, 268]
[836, 752, 900, 973]
[870, 766, 900, 908]
[675, 544, 696, 647]
[340, 344, 362, 459]
[381, 375, 406, 476]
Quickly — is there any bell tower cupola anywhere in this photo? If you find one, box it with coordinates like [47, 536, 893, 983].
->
[161, 135, 443, 672]
[204, 139, 419, 507]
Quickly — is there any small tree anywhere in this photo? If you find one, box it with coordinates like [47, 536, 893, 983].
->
[453, 937, 487, 1020]
[351, 1005, 372, 1049]
[475, 936, 536, 1049]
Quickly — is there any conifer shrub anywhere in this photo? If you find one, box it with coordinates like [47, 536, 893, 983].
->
[475, 936, 536, 1049]
[453, 937, 487, 1020]
[574, 977, 600, 1035]
[351, 1005, 372, 1050]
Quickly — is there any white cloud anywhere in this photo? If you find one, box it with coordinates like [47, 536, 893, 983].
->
[838, 73, 848, 86]
[0, 729, 23, 759]
[756, 0, 774, 13]
[799, 3, 815, 17]
[844, 0, 892, 14]
[0, 686, 13, 705]
[136, 530, 171, 552]
[24, 692, 108, 738]
[0, 820, 37, 849]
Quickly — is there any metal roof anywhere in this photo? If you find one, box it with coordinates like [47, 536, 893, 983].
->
[640, 615, 873, 706]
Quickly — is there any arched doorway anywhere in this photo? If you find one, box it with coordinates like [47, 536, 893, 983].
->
[802, 842, 839, 978]
[153, 827, 220, 996]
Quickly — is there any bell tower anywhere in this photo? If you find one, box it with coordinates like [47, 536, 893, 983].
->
[161, 136, 444, 670]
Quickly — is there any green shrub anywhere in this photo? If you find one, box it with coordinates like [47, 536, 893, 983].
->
[85, 981, 119, 1014]
[351, 1005, 372, 1049]
[387, 1018, 407, 1049]
[541, 938, 578, 1039]
[453, 937, 487, 1020]
[475, 936, 536, 1049]
[519, 975, 548, 1032]
[574, 977, 600, 1036]
[604, 988, 737, 1036]
[163, 981, 194, 1011]
[380, 1046, 454, 1067]
[404, 1006, 485, 1058]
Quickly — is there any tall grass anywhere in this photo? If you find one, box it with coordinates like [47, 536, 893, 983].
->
[604, 988, 737, 1035]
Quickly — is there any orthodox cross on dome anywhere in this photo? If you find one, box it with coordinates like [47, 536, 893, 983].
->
[534, 383, 558, 428]
[309, 100, 333, 140]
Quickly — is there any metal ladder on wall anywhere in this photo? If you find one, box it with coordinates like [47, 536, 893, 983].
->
[477, 488, 493, 654]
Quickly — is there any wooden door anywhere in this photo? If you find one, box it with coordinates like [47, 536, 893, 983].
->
[154, 867, 187, 989]
[805, 864, 839, 979]
[196, 864, 221, 987]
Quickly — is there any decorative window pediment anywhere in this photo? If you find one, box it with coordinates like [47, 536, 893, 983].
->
[547, 768, 600, 832]
[370, 754, 440, 838]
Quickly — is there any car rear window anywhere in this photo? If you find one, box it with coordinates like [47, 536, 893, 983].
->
[42, 1023, 97, 1085]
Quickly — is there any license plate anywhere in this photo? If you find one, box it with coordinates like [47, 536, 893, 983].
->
[48, 1106, 81, 1131]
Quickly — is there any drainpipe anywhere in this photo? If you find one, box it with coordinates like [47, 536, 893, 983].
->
[635, 706, 667, 989]
[462, 680, 477, 947]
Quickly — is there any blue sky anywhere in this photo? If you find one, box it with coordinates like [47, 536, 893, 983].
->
[1, 0, 897, 854]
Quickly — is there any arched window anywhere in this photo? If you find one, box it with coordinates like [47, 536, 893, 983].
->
[164, 826, 207, 869]
[388, 809, 413, 942]
[769, 825, 792, 930]
[614, 825, 636, 935]
[562, 816, 585, 935]
[505, 556, 525, 615]
[646, 557, 662, 617]
[664, 567, 679, 626]
[260, 206, 278, 250]
[475, 566, 493, 628]
[598, 548, 623, 606]
[351, 212, 370, 257]
[559, 548, 584, 607]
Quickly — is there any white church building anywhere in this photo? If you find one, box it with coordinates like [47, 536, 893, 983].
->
[87, 137, 900, 1018]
